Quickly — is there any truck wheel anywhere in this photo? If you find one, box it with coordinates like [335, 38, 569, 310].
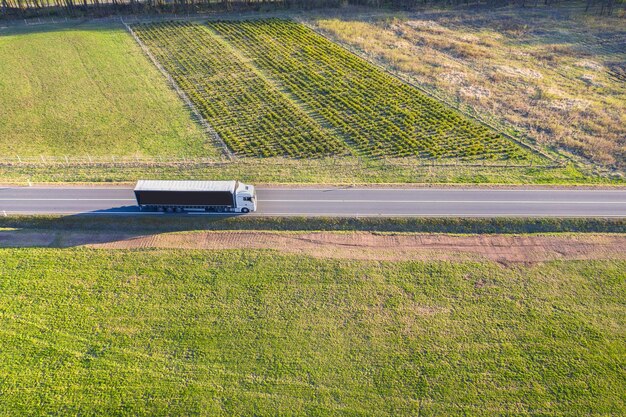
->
[241, 208, 250, 213]
[166, 207, 174, 213]
[175, 207, 182, 213]
[157, 207, 164, 212]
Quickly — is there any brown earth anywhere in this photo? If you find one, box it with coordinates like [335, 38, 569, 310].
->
[2, 230, 624, 263]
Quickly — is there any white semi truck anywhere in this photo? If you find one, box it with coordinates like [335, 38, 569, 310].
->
[134, 180, 257, 213]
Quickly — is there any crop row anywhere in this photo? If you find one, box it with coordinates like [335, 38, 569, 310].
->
[208, 19, 533, 160]
[133, 22, 348, 158]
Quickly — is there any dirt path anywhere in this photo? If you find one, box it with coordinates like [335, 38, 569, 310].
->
[2, 230, 624, 263]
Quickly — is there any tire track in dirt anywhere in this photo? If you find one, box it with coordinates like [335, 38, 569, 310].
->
[2, 230, 624, 263]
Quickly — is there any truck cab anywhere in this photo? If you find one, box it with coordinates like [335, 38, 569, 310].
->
[235, 183, 257, 213]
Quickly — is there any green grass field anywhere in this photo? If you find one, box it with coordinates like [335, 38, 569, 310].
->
[1, 248, 624, 415]
[0, 22, 211, 158]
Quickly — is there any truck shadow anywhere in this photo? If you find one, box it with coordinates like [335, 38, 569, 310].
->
[89, 206, 246, 215]
[0, 209, 245, 248]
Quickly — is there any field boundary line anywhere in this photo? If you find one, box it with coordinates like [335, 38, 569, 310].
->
[298, 18, 563, 166]
[121, 18, 234, 160]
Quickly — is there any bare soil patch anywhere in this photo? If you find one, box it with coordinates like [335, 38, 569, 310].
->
[2, 230, 624, 263]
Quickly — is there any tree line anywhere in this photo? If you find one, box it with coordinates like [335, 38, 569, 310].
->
[1, 0, 624, 20]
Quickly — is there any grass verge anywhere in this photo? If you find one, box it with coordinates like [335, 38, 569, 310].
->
[2, 215, 624, 234]
[2, 159, 621, 185]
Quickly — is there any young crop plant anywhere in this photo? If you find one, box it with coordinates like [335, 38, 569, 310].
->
[132, 22, 348, 158]
[208, 19, 537, 162]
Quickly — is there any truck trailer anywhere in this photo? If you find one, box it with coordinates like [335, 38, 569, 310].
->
[134, 180, 256, 213]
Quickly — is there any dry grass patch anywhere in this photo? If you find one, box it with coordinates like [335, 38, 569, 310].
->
[311, 6, 626, 171]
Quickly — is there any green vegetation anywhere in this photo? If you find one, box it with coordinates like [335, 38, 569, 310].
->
[134, 19, 538, 162]
[3, 215, 625, 235]
[0, 22, 210, 158]
[210, 19, 536, 161]
[133, 21, 347, 158]
[0, 249, 624, 415]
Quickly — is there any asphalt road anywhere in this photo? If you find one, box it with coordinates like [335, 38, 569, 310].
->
[1, 186, 626, 217]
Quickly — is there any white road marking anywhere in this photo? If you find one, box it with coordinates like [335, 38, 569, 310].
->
[2, 211, 625, 218]
[259, 200, 626, 204]
[2, 211, 162, 215]
[251, 213, 626, 217]
[0, 198, 136, 201]
[9, 186, 626, 192]
[1, 199, 624, 204]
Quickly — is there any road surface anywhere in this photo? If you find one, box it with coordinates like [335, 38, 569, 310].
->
[1, 186, 626, 217]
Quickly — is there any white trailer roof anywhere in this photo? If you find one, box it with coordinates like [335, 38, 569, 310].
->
[134, 180, 237, 193]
